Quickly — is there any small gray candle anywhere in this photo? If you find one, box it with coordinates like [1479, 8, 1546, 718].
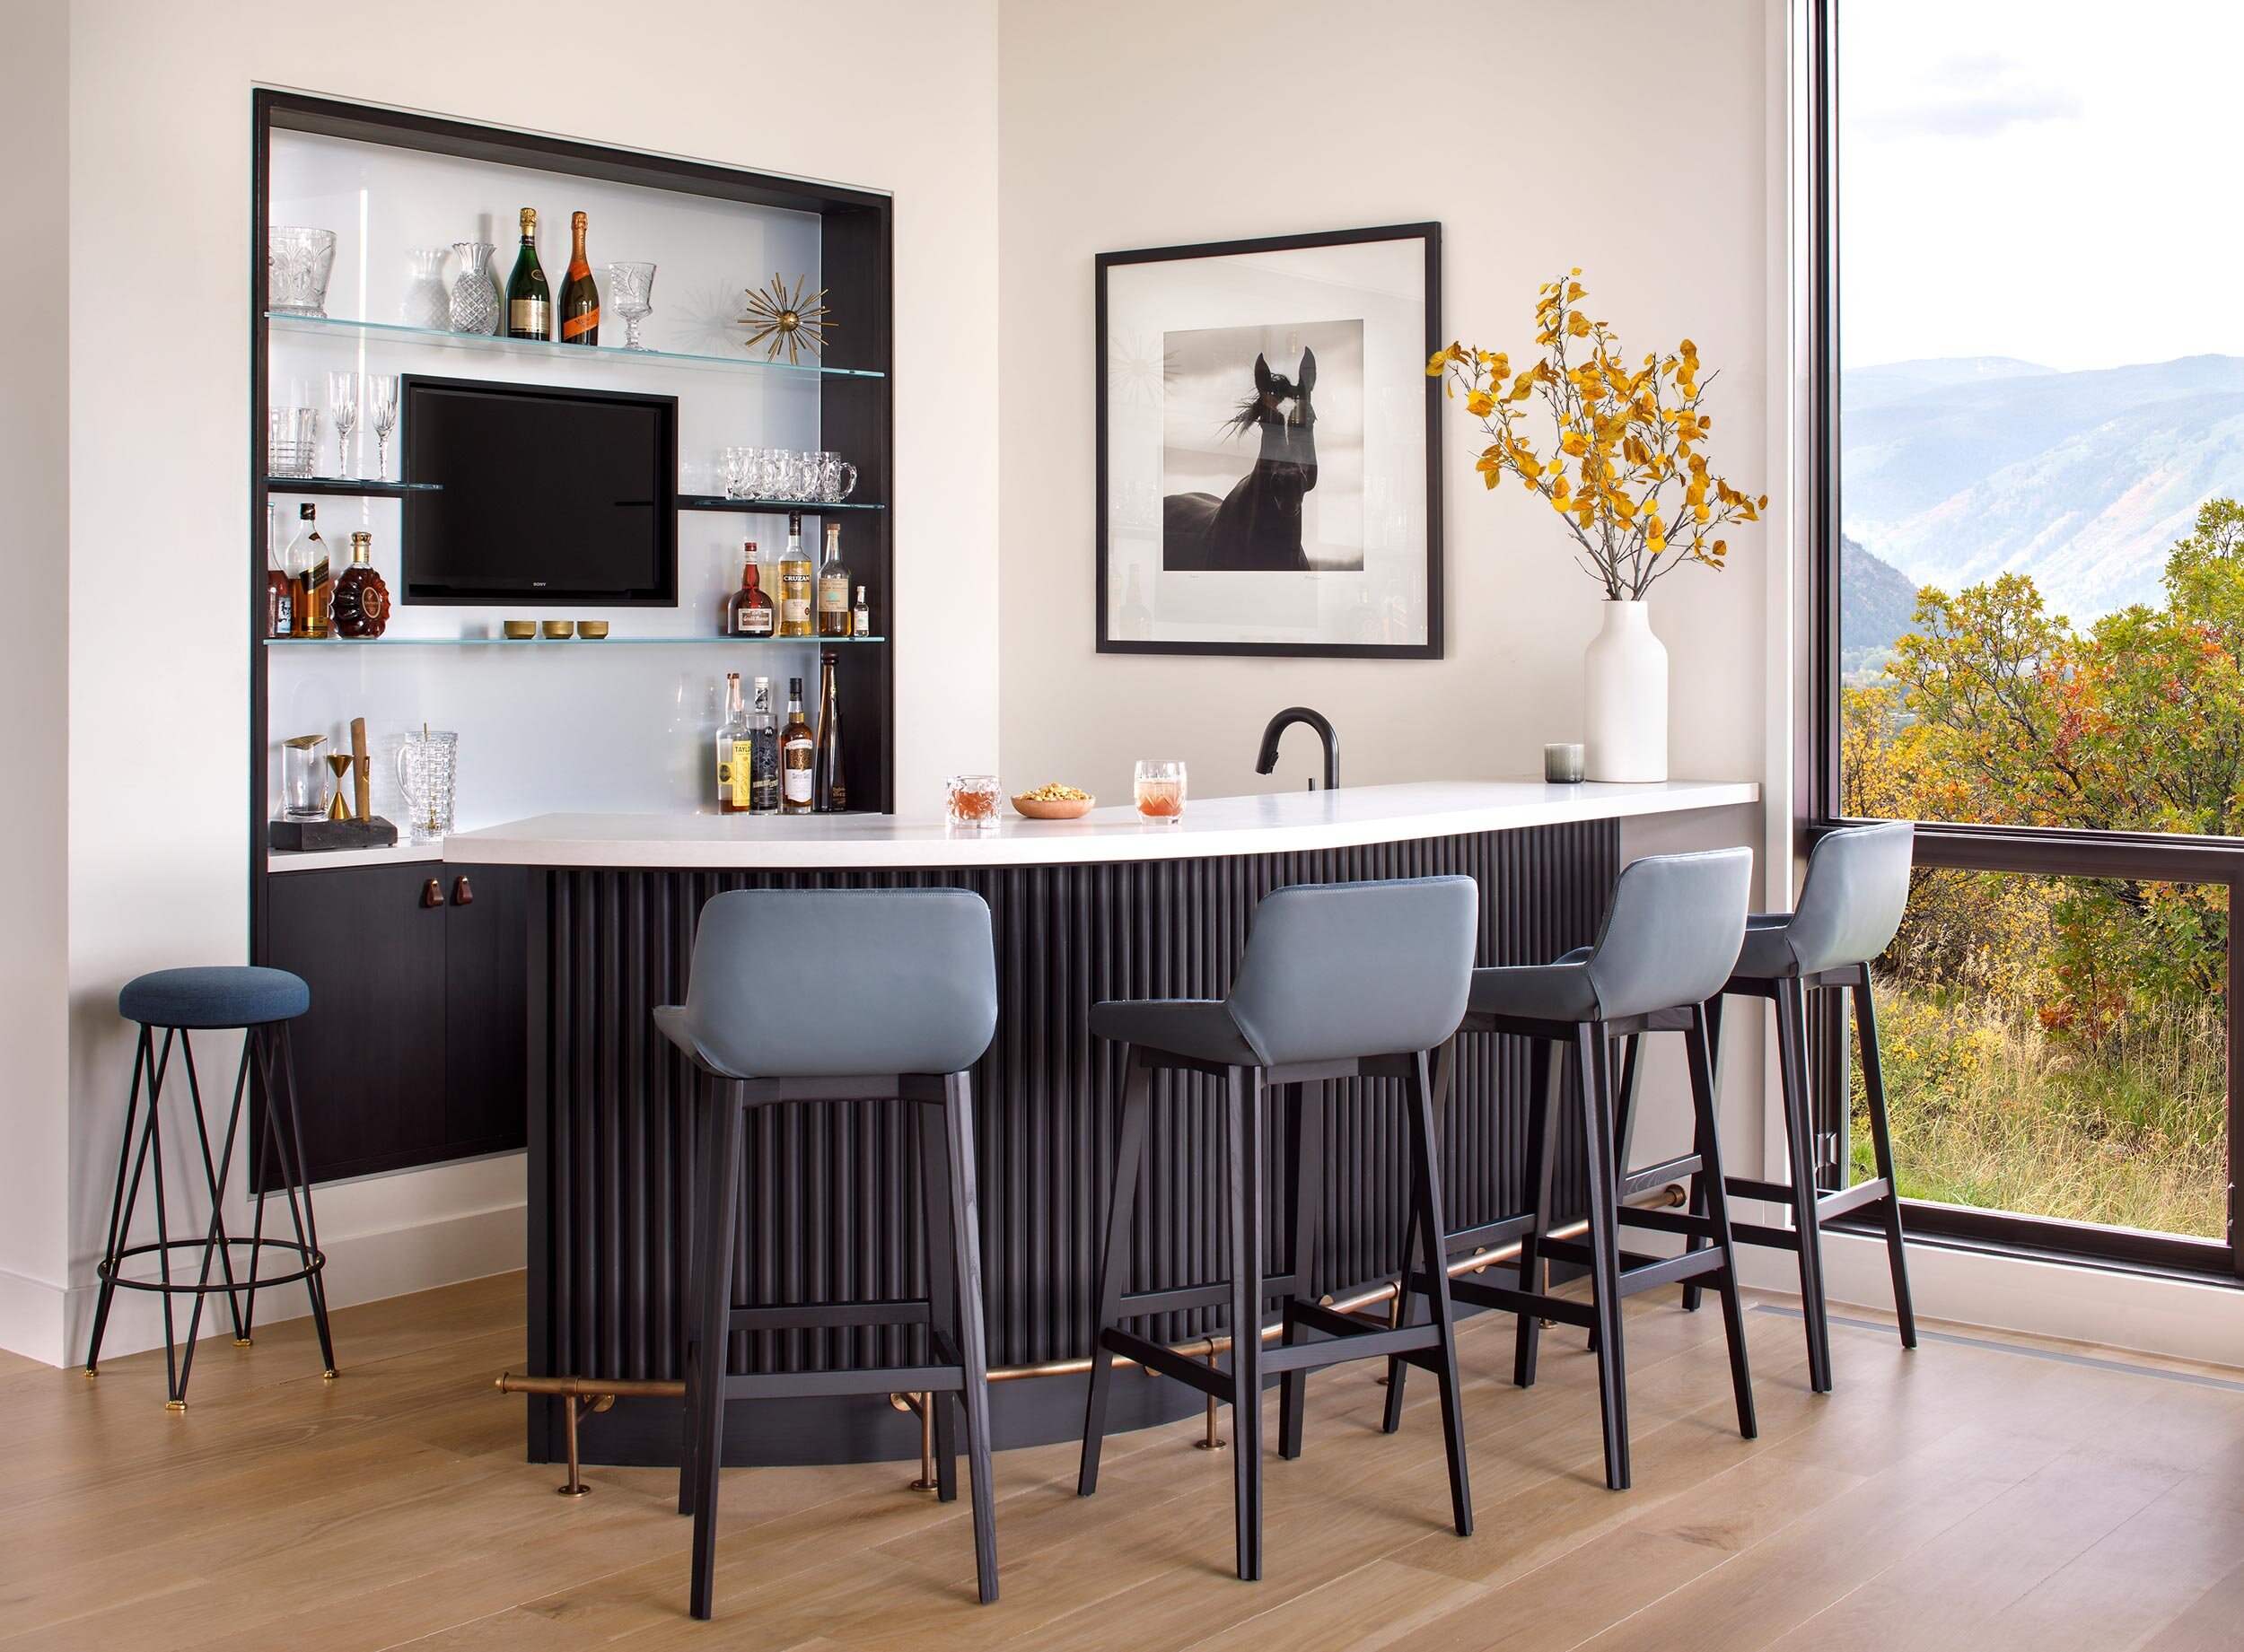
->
[1545, 742, 1586, 784]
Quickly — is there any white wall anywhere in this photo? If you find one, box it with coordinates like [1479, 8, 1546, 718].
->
[31, 0, 1000, 1367]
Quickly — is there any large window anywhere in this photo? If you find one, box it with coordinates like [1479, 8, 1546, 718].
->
[1823, 0, 2243, 1275]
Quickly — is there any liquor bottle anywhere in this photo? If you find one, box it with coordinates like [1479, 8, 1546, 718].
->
[332, 530, 391, 637]
[715, 672, 749, 813]
[558, 211, 599, 345]
[852, 584, 871, 638]
[780, 677, 815, 815]
[505, 207, 551, 341]
[816, 522, 852, 637]
[288, 503, 331, 639]
[777, 511, 813, 638]
[813, 650, 846, 812]
[724, 543, 774, 637]
[266, 509, 294, 639]
[746, 676, 780, 815]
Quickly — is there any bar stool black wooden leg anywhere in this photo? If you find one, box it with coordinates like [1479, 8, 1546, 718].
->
[148, 1037, 181, 1405]
[1774, 979, 1834, 1394]
[1224, 1064, 1266, 1583]
[84, 1026, 153, 1377]
[687, 1095, 746, 1622]
[1278, 1081, 1322, 1461]
[1681, 994, 1725, 1315]
[1578, 1024, 1630, 1491]
[1079, 1049, 1149, 1497]
[174, 1036, 257, 1399]
[1854, 980, 1917, 1350]
[1512, 1037, 1565, 1392]
[677, 1092, 714, 1517]
[942, 1072, 999, 1604]
[1687, 1007, 1757, 1440]
[1405, 1050, 1473, 1536]
[1381, 1084, 1433, 1436]
[271, 1027, 337, 1373]
[921, 1094, 960, 1503]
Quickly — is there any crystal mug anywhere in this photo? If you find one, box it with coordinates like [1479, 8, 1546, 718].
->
[395, 730, 459, 843]
[722, 446, 758, 500]
[819, 452, 859, 503]
[796, 451, 826, 502]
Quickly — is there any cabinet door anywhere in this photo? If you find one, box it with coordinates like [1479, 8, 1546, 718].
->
[263, 863, 449, 1184]
[443, 864, 530, 1155]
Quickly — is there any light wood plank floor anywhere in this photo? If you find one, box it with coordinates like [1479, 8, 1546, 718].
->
[6, 1275, 2243, 1651]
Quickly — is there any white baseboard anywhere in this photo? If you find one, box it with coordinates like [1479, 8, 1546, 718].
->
[0, 1264, 67, 1367]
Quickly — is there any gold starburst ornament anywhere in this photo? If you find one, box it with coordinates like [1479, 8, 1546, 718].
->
[735, 272, 833, 363]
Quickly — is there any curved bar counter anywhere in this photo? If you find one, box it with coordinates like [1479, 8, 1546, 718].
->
[445, 780, 1757, 1469]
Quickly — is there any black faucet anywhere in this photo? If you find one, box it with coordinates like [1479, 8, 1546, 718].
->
[1255, 706, 1339, 791]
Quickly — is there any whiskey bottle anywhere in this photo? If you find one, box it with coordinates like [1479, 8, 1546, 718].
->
[715, 672, 749, 813]
[724, 543, 774, 637]
[780, 677, 814, 815]
[746, 676, 780, 814]
[558, 211, 599, 345]
[852, 583, 871, 638]
[332, 530, 390, 637]
[776, 511, 813, 638]
[288, 503, 331, 639]
[816, 522, 852, 638]
[813, 650, 846, 812]
[506, 207, 551, 341]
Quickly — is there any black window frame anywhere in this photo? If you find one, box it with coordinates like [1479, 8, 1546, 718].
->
[1808, 0, 2243, 1284]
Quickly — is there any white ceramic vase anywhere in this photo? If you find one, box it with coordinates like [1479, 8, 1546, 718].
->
[1582, 599, 1668, 782]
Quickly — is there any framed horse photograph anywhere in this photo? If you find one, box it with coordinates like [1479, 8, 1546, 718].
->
[1095, 223, 1442, 658]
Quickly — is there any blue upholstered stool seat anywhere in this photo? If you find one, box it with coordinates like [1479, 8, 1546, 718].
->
[118, 966, 310, 1029]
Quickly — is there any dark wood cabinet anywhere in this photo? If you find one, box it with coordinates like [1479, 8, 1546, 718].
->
[263, 861, 529, 1184]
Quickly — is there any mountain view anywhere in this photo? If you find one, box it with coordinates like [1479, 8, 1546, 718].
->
[1840, 354, 2244, 662]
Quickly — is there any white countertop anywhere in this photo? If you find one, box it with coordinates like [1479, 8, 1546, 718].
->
[425, 780, 1758, 871]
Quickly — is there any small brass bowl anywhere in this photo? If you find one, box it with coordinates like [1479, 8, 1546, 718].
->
[503, 619, 537, 640]
[541, 620, 576, 640]
[577, 620, 610, 640]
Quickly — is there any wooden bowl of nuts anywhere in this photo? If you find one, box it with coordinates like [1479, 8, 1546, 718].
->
[1012, 782, 1095, 820]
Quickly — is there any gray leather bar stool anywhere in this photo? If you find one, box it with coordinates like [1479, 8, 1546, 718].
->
[653, 887, 1000, 1621]
[1385, 848, 1758, 1492]
[1078, 876, 1479, 1582]
[1679, 820, 1917, 1393]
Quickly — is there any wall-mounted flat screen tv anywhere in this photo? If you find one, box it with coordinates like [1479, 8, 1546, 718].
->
[399, 375, 678, 606]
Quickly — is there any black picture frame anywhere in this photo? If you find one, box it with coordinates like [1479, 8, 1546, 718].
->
[1094, 222, 1442, 659]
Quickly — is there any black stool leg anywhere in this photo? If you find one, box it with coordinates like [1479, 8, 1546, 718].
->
[85, 1026, 154, 1377]
[1687, 1007, 1757, 1440]
[1381, 1040, 1459, 1432]
[271, 1026, 336, 1375]
[1774, 978, 1834, 1393]
[677, 1095, 714, 1517]
[1381, 1083, 1433, 1436]
[1681, 994, 1725, 1315]
[1223, 1064, 1266, 1582]
[1578, 1024, 1630, 1490]
[687, 1093, 745, 1622]
[174, 1033, 259, 1401]
[942, 1072, 999, 1604]
[1079, 1050, 1150, 1497]
[1404, 1050, 1473, 1536]
[1854, 979, 1917, 1350]
[921, 1092, 960, 1503]
[1278, 1081, 1322, 1460]
[148, 1034, 180, 1405]
[1512, 1037, 1565, 1391]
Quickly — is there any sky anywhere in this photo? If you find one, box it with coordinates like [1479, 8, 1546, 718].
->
[1840, 1, 2244, 372]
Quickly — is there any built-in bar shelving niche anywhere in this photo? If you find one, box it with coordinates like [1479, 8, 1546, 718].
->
[267, 312, 885, 380]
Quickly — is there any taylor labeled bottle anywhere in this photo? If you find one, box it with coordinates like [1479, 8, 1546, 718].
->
[715, 672, 749, 813]
[558, 211, 599, 345]
[506, 207, 551, 340]
[813, 650, 846, 812]
[288, 503, 330, 639]
[776, 511, 813, 638]
[780, 677, 814, 815]
[816, 522, 852, 637]
[332, 530, 390, 637]
[724, 543, 774, 637]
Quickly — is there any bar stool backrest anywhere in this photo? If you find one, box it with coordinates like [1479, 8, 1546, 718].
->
[1784, 820, 1915, 976]
[685, 887, 998, 1079]
[1226, 876, 1478, 1065]
[1582, 847, 1753, 1021]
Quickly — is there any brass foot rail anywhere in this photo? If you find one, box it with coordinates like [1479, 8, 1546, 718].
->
[496, 1184, 1687, 1496]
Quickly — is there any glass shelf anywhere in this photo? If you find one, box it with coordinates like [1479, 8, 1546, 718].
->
[263, 634, 887, 647]
[261, 476, 443, 496]
[265, 312, 885, 380]
[678, 495, 886, 513]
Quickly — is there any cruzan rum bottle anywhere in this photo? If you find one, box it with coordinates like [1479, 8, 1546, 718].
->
[776, 511, 813, 638]
[558, 212, 599, 345]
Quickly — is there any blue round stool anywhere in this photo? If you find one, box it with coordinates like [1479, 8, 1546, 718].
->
[86, 966, 337, 1407]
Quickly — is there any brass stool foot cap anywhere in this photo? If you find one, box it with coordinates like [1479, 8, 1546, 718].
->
[556, 1483, 591, 1499]
[83, 1368, 96, 1380]
[165, 1399, 188, 1412]
[1194, 1438, 1228, 1451]
[234, 1337, 254, 1347]
[322, 1369, 339, 1381]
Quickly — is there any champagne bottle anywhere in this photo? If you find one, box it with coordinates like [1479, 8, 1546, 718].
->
[813, 650, 846, 813]
[816, 522, 852, 637]
[558, 211, 599, 345]
[780, 677, 814, 815]
[506, 207, 551, 341]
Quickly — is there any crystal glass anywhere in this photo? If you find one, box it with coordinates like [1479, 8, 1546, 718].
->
[395, 730, 459, 843]
[796, 451, 825, 502]
[722, 445, 758, 500]
[819, 451, 859, 502]
[1134, 759, 1187, 823]
[279, 737, 330, 819]
[402, 248, 450, 331]
[368, 375, 400, 481]
[945, 774, 1002, 830]
[605, 260, 656, 350]
[328, 371, 362, 476]
[267, 227, 337, 317]
[267, 406, 317, 477]
[449, 240, 500, 336]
